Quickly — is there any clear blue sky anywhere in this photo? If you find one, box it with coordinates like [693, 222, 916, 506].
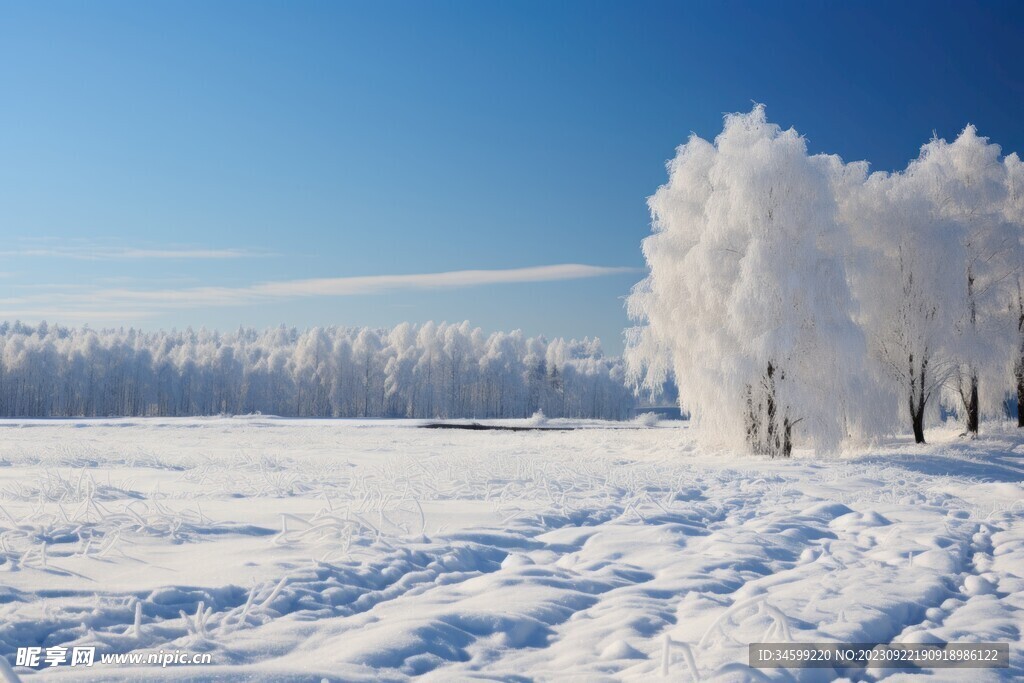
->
[1, 0, 1022, 354]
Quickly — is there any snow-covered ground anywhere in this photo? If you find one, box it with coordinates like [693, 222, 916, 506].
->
[0, 418, 1020, 681]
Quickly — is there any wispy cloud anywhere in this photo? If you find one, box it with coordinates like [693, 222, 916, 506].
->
[0, 264, 639, 320]
[0, 308, 159, 322]
[0, 246, 269, 260]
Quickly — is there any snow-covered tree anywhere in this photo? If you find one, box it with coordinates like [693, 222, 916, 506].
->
[0, 321, 632, 420]
[901, 127, 1017, 435]
[842, 163, 963, 443]
[627, 106, 867, 456]
[1004, 153, 1024, 425]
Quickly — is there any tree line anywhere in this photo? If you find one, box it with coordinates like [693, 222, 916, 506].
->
[0, 320, 633, 420]
[626, 106, 1024, 455]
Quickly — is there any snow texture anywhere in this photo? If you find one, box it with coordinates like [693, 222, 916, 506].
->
[0, 418, 1020, 680]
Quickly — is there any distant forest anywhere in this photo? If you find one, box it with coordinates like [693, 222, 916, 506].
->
[0, 321, 635, 420]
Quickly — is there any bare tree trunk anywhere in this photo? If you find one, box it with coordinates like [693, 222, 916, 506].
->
[765, 362, 778, 455]
[967, 372, 979, 436]
[909, 352, 926, 444]
[911, 407, 926, 444]
[1017, 369, 1024, 428]
[746, 363, 795, 458]
[744, 384, 760, 454]
[1016, 282, 1024, 428]
[965, 269, 979, 436]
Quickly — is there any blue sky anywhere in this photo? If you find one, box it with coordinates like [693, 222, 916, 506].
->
[1, 0, 1022, 354]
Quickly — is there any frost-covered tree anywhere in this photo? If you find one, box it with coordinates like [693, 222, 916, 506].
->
[0, 321, 632, 420]
[842, 164, 963, 443]
[900, 128, 1017, 436]
[626, 107, 866, 456]
[384, 323, 419, 418]
[1004, 154, 1024, 426]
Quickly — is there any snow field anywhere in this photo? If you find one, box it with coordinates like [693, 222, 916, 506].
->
[0, 418, 1020, 681]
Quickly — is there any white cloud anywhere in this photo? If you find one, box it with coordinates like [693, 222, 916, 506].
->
[0, 264, 639, 319]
